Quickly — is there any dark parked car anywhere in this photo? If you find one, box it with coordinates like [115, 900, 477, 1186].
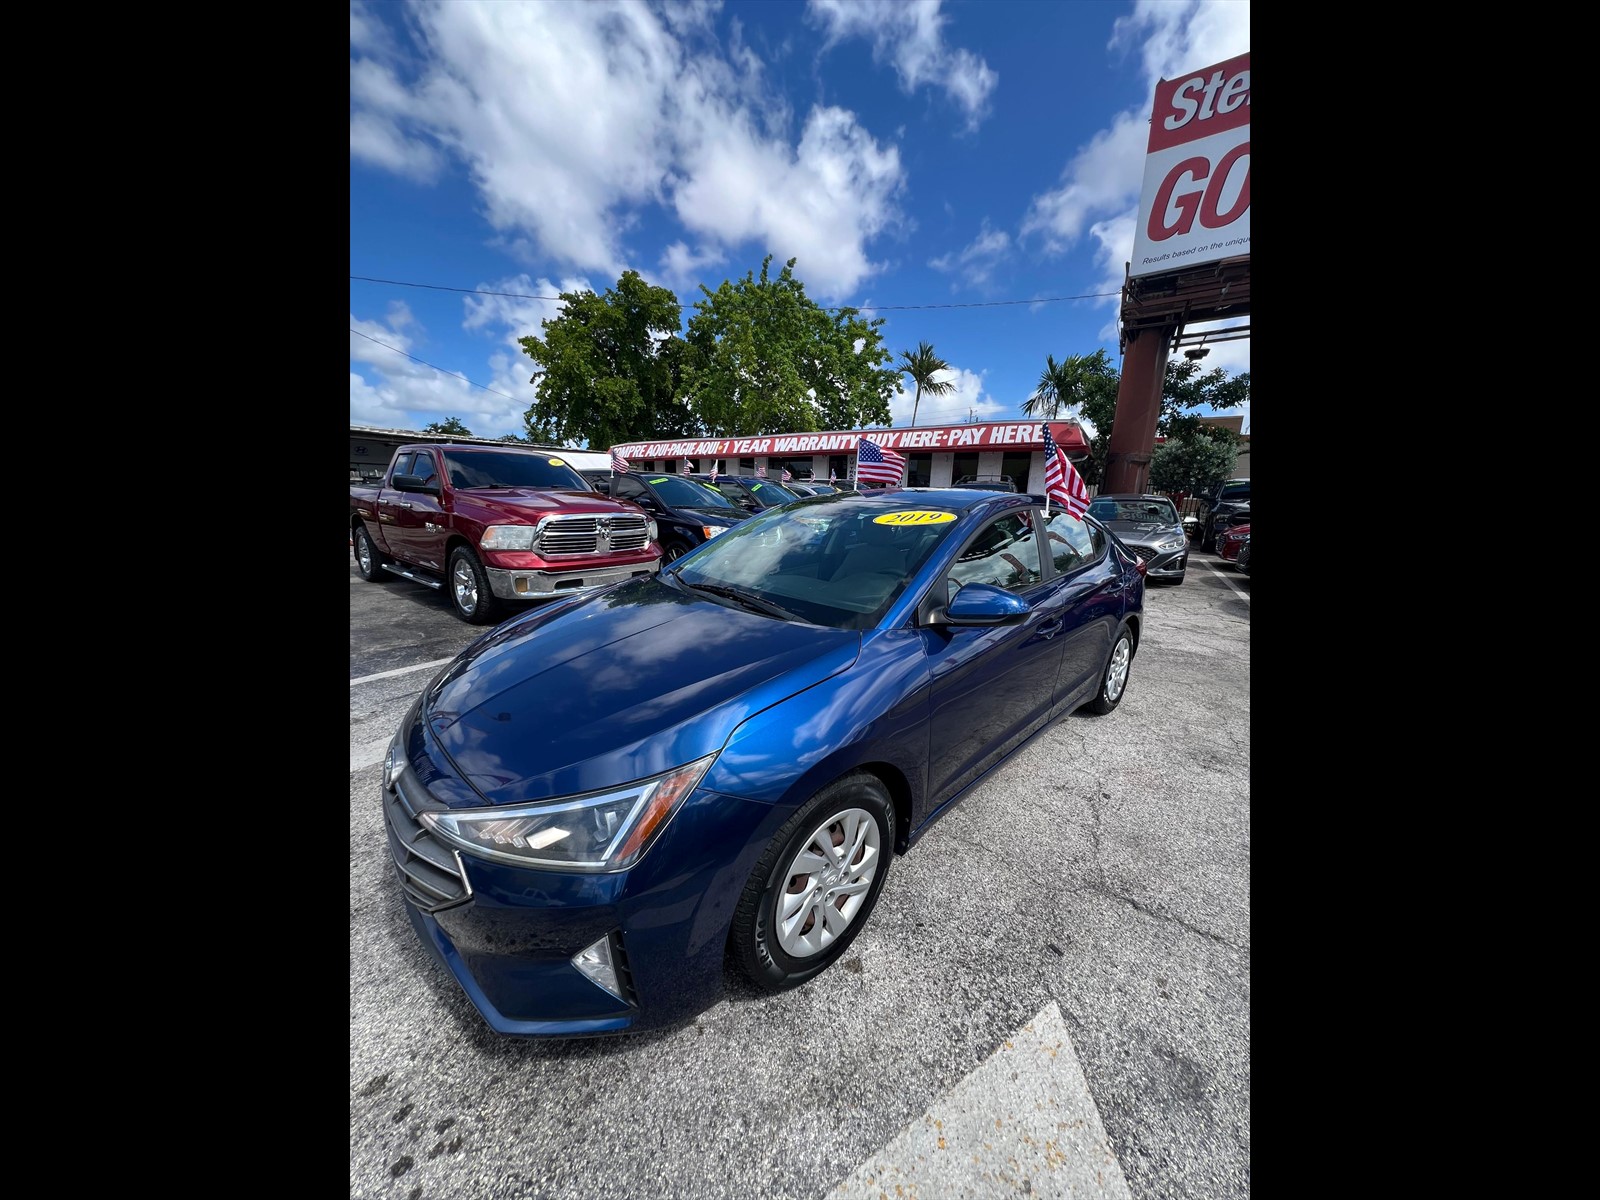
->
[786, 481, 841, 497]
[1218, 523, 1251, 572]
[1085, 494, 1190, 584]
[691, 474, 801, 512]
[609, 471, 748, 563]
[1199, 479, 1251, 550]
[381, 488, 1146, 1037]
[951, 474, 1018, 492]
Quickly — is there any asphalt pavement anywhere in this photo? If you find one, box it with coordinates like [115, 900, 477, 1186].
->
[350, 544, 1250, 1199]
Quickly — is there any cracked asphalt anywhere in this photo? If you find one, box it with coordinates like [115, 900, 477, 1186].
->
[350, 547, 1249, 1199]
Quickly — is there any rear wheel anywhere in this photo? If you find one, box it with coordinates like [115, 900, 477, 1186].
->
[448, 546, 501, 625]
[730, 772, 894, 992]
[353, 525, 383, 581]
[1084, 628, 1134, 715]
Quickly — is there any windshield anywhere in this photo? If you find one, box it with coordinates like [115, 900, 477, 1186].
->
[803, 484, 838, 494]
[645, 475, 737, 509]
[746, 480, 799, 504]
[443, 450, 590, 490]
[1087, 498, 1178, 524]
[1219, 482, 1251, 501]
[672, 494, 960, 630]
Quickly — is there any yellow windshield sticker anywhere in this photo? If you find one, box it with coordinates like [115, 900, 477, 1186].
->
[547, 457, 566, 466]
[873, 510, 956, 526]
[649, 477, 670, 484]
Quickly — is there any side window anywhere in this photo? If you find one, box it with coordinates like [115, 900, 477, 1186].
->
[614, 477, 644, 501]
[948, 512, 1042, 595]
[1043, 510, 1105, 575]
[390, 453, 415, 479]
[409, 451, 438, 486]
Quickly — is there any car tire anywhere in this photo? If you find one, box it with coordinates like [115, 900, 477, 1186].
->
[1083, 626, 1135, 715]
[447, 545, 501, 625]
[730, 771, 894, 992]
[353, 524, 385, 582]
[663, 540, 692, 564]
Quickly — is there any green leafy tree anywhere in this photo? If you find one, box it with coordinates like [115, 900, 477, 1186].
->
[683, 256, 899, 436]
[1064, 355, 1249, 485]
[1150, 432, 1239, 496]
[1021, 350, 1118, 422]
[423, 417, 472, 436]
[897, 341, 956, 426]
[517, 270, 697, 448]
[497, 432, 529, 443]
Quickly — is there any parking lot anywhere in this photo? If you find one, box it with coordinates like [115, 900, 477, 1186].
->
[350, 549, 1249, 1200]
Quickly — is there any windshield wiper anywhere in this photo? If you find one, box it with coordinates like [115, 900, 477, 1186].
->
[679, 581, 803, 623]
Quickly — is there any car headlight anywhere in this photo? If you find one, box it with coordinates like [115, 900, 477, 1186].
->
[1159, 536, 1186, 551]
[384, 736, 407, 791]
[647, 518, 658, 543]
[702, 525, 724, 539]
[481, 525, 537, 551]
[418, 754, 717, 872]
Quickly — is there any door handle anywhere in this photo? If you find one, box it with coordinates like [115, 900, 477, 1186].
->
[1038, 619, 1063, 640]
[399, 501, 413, 509]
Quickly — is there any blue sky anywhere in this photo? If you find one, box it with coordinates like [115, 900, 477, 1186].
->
[350, 0, 1250, 444]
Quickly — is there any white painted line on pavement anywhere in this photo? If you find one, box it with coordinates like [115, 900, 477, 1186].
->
[351, 733, 392, 773]
[1202, 560, 1251, 602]
[350, 657, 454, 687]
[828, 1000, 1133, 1200]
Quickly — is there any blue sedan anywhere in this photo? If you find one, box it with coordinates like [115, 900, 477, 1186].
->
[382, 488, 1146, 1036]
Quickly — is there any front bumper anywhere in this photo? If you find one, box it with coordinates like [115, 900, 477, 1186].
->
[382, 762, 787, 1037]
[486, 558, 661, 600]
[1127, 544, 1188, 577]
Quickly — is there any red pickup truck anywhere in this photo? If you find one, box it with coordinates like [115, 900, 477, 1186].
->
[350, 443, 661, 623]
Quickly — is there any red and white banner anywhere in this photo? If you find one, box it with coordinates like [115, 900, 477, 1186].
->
[610, 421, 1087, 462]
[1130, 51, 1250, 279]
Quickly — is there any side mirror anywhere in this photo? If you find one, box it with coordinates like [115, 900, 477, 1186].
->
[935, 583, 1030, 627]
[635, 495, 659, 510]
[392, 473, 440, 496]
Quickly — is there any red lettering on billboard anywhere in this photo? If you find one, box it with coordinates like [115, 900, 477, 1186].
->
[1145, 52, 1250, 154]
[1146, 145, 1250, 241]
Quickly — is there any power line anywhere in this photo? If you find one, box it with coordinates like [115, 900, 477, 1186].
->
[350, 329, 522, 402]
[351, 274, 1120, 310]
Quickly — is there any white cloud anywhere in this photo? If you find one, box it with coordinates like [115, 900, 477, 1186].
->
[806, 0, 997, 131]
[891, 365, 1003, 427]
[928, 219, 1010, 289]
[349, 1, 906, 298]
[350, 301, 539, 440]
[1111, 0, 1252, 94]
[1020, 110, 1149, 254]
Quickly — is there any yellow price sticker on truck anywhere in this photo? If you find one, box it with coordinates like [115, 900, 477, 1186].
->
[873, 510, 956, 526]
[547, 457, 566, 466]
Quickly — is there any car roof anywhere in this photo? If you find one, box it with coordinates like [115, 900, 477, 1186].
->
[1092, 494, 1176, 502]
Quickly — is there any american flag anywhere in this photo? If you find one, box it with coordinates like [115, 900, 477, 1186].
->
[611, 448, 629, 473]
[781, 467, 792, 482]
[680, 458, 691, 475]
[855, 437, 905, 486]
[755, 464, 766, 478]
[828, 468, 836, 483]
[1042, 424, 1090, 518]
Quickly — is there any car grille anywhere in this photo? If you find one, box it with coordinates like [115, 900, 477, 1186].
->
[539, 514, 651, 556]
[1128, 543, 1158, 561]
[384, 770, 473, 914]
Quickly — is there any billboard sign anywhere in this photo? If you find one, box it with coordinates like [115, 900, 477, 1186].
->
[1130, 52, 1250, 278]
[610, 421, 1088, 462]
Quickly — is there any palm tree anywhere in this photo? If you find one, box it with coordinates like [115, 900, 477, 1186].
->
[1022, 350, 1113, 421]
[897, 341, 956, 426]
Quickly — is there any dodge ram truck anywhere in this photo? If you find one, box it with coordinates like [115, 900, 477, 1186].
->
[350, 443, 661, 624]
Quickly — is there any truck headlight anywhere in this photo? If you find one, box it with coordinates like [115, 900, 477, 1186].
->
[647, 518, 658, 543]
[481, 525, 537, 550]
[419, 754, 717, 872]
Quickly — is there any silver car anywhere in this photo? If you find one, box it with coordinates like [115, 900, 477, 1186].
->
[1085, 494, 1190, 584]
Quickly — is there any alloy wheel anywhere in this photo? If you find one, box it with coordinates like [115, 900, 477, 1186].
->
[775, 808, 881, 959]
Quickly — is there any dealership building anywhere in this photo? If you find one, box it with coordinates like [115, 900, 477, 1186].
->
[609, 420, 1090, 491]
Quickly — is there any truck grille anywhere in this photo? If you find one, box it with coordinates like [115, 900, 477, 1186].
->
[384, 771, 472, 914]
[539, 514, 651, 556]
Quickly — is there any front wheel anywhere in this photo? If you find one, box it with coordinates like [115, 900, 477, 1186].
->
[448, 546, 502, 625]
[730, 772, 894, 992]
[663, 540, 691, 564]
[1084, 628, 1134, 715]
[353, 524, 384, 581]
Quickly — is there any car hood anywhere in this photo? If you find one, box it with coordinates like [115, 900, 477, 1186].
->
[419, 577, 860, 806]
[454, 487, 636, 522]
[1101, 521, 1185, 546]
